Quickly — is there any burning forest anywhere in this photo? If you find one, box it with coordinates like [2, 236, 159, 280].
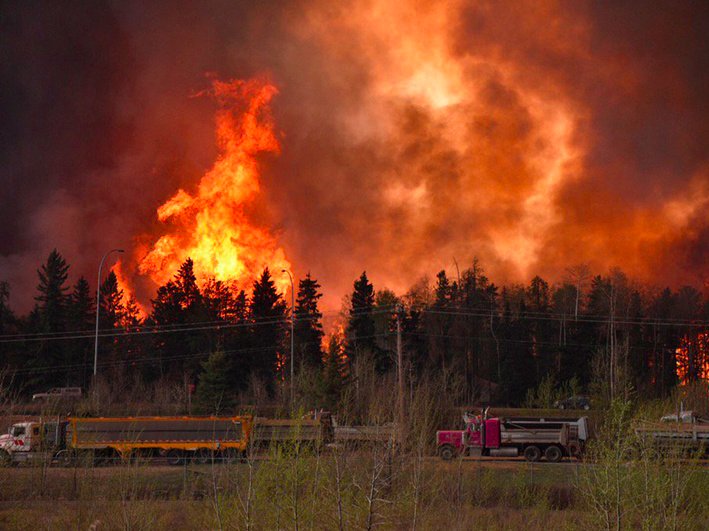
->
[2, 2, 709, 529]
[1, 2, 708, 415]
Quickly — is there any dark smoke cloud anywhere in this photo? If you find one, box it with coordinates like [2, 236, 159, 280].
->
[1, 0, 707, 313]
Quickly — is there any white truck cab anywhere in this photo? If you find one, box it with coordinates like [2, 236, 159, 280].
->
[0, 422, 38, 458]
[0, 421, 66, 465]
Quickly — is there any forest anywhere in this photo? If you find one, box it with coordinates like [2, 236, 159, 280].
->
[0, 249, 708, 412]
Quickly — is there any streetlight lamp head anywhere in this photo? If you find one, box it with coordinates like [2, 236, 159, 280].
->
[117, 249, 125, 253]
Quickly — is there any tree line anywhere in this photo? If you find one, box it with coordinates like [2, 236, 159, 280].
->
[0, 250, 708, 410]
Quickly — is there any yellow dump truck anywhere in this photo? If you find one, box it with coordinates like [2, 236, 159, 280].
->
[66, 415, 253, 464]
[0, 416, 253, 465]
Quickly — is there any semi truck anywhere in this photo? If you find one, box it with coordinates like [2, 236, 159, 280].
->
[437, 411, 589, 462]
[0, 415, 252, 466]
[634, 410, 709, 453]
[0, 413, 336, 466]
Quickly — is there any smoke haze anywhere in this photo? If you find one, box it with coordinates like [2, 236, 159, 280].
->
[1, 0, 707, 312]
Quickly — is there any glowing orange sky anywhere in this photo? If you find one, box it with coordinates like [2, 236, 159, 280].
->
[1, 1, 706, 311]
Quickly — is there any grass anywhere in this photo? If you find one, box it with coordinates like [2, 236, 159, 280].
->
[1, 458, 706, 530]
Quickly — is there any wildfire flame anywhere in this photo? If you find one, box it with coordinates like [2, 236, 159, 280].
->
[137, 77, 291, 295]
[676, 332, 709, 385]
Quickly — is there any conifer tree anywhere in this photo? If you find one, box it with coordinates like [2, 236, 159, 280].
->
[202, 279, 250, 388]
[320, 334, 345, 409]
[97, 271, 125, 375]
[195, 349, 235, 414]
[345, 271, 376, 366]
[67, 277, 94, 386]
[32, 250, 70, 388]
[150, 258, 208, 380]
[249, 268, 287, 395]
[36, 249, 70, 332]
[0, 281, 19, 373]
[294, 273, 325, 369]
[99, 271, 124, 329]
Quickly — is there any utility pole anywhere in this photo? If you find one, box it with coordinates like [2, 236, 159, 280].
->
[94, 248, 124, 378]
[396, 304, 404, 445]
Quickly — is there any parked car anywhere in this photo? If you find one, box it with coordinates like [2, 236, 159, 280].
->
[32, 387, 82, 401]
[554, 395, 591, 410]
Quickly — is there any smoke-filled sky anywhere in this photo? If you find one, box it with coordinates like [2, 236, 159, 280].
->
[1, 0, 707, 313]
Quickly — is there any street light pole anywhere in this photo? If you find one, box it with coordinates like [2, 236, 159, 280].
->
[282, 269, 295, 407]
[94, 248, 124, 378]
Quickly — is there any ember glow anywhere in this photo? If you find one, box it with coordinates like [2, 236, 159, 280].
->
[676, 332, 709, 386]
[135, 78, 291, 295]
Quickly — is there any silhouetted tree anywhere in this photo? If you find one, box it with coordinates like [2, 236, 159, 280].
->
[294, 273, 325, 369]
[320, 334, 346, 410]
[67, 277, 94, 386]
[31, 250, 70, 388]
[35, 249, 69, 332]
[202, 278, 250, 388]
[151, 259, 208, 380]
[345, 272, 376, 366]
[249, 268, 287, 395]
[195, 349, 235, 414]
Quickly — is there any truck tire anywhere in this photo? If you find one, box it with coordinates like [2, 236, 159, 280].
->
[439, 444, 456, 461]
[222, 448, 241, 464]
[523, 445, 542, 462]
[166, 450, 184, 466]
[544, 445, 563, 463]
[194, 448, 213, 465]
[0, 449, 11, 467]
[55, 450, 75, 467]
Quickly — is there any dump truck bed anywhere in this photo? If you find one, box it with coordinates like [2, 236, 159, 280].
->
[68, 416, 250, 452]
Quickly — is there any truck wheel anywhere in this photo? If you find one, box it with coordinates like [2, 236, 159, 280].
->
[166, 450, 184, 466]
[0, 449, 11, 467]
[523, 445, 542, 462]
[55, 450, 75, 467]
[222, 448, 240, 464]
[544, 445, 563, 463]
[439, 444, 456, 461]
[194, 449, 212, 465]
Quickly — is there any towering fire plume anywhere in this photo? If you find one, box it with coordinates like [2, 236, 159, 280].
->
[1, 1, 707, 313]
[136, 77, 291, 294]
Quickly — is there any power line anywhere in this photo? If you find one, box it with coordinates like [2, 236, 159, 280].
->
[422, 307, 709, 328]
[0, 304, 399, 340]
[0, 306, 400, 344]
[5, 332, 390, 376]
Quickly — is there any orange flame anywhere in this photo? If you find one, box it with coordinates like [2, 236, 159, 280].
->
[676, 332, 709, 385]
[113, 260, 147, 320]
[137, 77, 291, 294]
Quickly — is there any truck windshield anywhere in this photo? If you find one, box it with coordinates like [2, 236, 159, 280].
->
[11, 426, 25, 437]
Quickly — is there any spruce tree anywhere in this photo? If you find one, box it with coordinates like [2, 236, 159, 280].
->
[294, 273, 325, 369]
[97, 271, 125, 375]
[249, 268, 287, 395]
[150, 258, 207, 380]
[67, 277, 94, 387]
[32, 250, 70, 388]
[320, 334, 345, 410]
[0, 281, 19, 374]
[345, 271, 376, 364]
[0, 281, 11, 335]
[35, 249, 70, 332]
[195, 349, 235, 414]
[202, 279, 250, 389]
[99, 271, 124, 329]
